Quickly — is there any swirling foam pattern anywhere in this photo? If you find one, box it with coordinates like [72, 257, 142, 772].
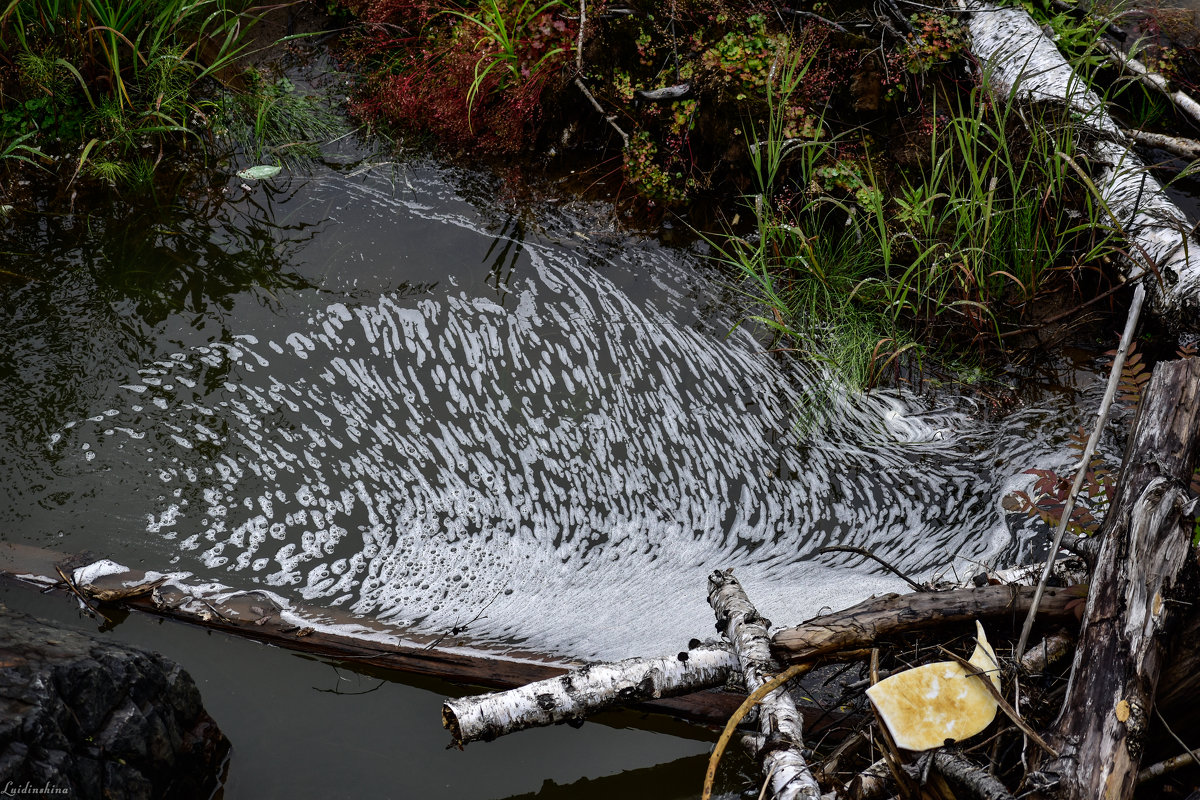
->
[45, 168, 1076, 659]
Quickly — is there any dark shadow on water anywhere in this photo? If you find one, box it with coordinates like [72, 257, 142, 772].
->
[497, 753, 712, 800]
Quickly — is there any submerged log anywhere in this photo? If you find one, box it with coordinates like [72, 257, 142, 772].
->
[708, 569, 821, 800]
[0, 544, 746, 726]
[966, 2, 1200, 327]
[1038, 358, 1200, 800]
[442, 642, 737, 747]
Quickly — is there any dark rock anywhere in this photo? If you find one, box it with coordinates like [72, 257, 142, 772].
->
[0, 605, 229, 799]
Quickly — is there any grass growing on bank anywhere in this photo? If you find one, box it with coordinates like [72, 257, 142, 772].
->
[336, 1, 1149, 391]
[0, 0, 257, 181]
[716, 50, 1123, 389]
[214, 70, 346, 167]
[0, 0, 340, 190]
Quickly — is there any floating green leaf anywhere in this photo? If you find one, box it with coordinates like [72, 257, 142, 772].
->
[236, 165, 282, 180]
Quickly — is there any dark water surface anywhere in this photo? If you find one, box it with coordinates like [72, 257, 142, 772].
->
[0, 581, 721, 800]
[0, 149, 1117, 796]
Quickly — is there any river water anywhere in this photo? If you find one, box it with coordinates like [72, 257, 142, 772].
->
[0, 147, 1116, 796]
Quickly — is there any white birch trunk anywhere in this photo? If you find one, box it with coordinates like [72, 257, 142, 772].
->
[966, 2, 1200, 327]
[1097, 40, 1200, 127]
[1126, 129, 1200, 162]
[708, 569, 820, 800]
[442, 642, 737, 746]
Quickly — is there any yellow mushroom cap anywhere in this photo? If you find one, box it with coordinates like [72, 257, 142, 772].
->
[865, 621, 1000, 751]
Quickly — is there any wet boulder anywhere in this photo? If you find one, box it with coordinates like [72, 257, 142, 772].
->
[0, 605, 228, 799]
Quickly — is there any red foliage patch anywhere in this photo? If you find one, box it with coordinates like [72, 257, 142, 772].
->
[342, 2, 574, 154]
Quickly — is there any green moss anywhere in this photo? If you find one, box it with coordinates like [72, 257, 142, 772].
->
[622, 131, 692, 204]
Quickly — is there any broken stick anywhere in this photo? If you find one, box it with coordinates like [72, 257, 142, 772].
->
[771, 583, 1084, 662]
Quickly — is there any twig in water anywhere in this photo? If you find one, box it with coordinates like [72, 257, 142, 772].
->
[1015, 148, 1163, 661]
[1140, 706, 1200, 784]
[424, 590, 504, 650]
[700, 662, 812, 800]
[1015, 283, 1144, 661]
[779, 9, 849, 33]
[572, 0, 629, 147]
[199, 599, 234, 623]
[574, 78, 630, 147]
[818, 546, 927, 592]
[997, 273, 1139, 339]
[55, 565, 109, 623]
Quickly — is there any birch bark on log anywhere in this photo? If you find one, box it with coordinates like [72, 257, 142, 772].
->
[1096, 40, 1200, 128]
[1126, 129, 1200, 162]
[966, 2, 1200, 327]
[1038, 358, 1200, 800]
[442, 642, 737, 746]
[708, 569, 821, 800]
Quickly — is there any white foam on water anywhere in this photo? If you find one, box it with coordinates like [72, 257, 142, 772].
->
[46, 170, 1087, 660]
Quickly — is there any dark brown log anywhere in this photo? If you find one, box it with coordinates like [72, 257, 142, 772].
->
[771, 584, 1086, 663]
[0, 543, 743, 726]
[1039, 359, 1200, 800]
[929, 751, 1015, 800]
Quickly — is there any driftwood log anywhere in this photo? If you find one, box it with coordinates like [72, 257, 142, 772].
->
[442, 642, 737, 747]
[708, 569, 820, 800]
[966, 2, 1200, 326]
[771, 583, 1083, 663]
[1037, 358, 1200, 800]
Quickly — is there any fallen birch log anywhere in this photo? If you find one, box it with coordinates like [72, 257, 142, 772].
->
[708, 569, 820, 800]
[1037, 358, 1200, 800]
[966, 2, 1200, 327]
[1127, 129, 1200, 162]
[442, 642, 737, 747]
